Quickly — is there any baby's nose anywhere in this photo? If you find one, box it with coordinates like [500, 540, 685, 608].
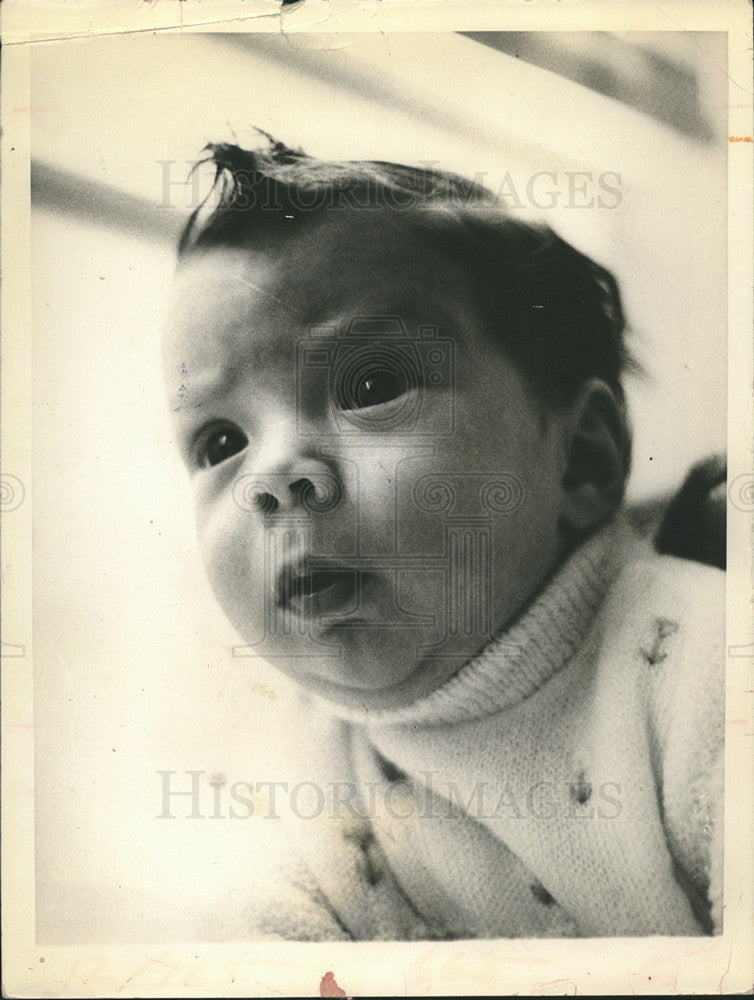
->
[233, 466, 343, 516]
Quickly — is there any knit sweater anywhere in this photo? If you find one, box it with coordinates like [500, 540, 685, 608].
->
[241, 516, 725, 940]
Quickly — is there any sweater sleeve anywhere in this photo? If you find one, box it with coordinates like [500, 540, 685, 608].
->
[238, 853, 355, 941]
[224, 814, 439, 941]
[187, 845, 355, 942]
[645, 557, 726, 933]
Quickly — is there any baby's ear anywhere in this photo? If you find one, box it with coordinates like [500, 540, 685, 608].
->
[558, 378, 628, 538]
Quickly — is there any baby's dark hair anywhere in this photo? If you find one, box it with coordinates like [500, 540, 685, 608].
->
[177, 133, 631, 411]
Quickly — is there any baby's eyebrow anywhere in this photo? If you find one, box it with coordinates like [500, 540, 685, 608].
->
[318, 285, 433, 325]
[321, 298, 458, 339]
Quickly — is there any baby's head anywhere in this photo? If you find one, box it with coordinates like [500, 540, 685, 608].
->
[163, 136, 630, 711]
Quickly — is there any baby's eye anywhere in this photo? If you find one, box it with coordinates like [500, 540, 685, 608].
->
[196, 425, 248, 468]
[336, 363, 413, 411]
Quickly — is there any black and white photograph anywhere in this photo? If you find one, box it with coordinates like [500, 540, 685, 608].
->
[2, 1, 753, 995]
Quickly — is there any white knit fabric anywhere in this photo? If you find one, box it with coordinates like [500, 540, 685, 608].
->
[244, 517, 725, 940]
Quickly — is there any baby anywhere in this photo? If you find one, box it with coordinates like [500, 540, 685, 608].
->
[163, 136, 724, 940]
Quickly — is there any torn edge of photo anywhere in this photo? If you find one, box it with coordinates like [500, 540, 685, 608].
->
[1, 0, 753, 996]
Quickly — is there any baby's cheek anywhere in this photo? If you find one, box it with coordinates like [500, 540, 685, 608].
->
[198, 499, 263, 629]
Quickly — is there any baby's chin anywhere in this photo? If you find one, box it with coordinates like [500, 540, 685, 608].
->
[267, 627, 472, 713]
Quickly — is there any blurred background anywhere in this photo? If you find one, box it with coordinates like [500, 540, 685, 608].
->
[31, 30, 728, 942]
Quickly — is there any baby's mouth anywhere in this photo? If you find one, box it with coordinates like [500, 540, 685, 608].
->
[276, 560, 365, 620]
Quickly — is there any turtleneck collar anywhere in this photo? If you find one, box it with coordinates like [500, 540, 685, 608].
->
[310, 515, 634, 729]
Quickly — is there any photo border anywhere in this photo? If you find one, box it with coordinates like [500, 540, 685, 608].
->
[2, 1, 752, 995]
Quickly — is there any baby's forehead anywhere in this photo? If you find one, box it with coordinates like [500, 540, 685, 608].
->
[166, 218, 478, 348]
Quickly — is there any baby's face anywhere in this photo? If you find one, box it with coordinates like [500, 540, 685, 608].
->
[164, 212, 566, 710]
